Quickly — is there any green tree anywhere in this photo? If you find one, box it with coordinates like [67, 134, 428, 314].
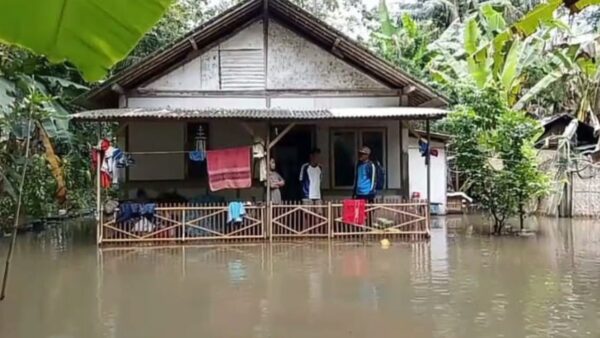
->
[447, 84, 548, 233]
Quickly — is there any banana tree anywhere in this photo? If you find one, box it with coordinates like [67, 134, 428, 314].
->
[373, 0, 437, 77]
[0, 48, 88, 206]
[429, 4, 549, 105]
[514, 33, 600, 123]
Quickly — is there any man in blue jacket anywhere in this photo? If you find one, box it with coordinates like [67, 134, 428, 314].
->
[353, 146, 376, 202]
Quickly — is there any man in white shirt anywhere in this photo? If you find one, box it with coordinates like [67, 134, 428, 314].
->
[299, 148, 322, 205]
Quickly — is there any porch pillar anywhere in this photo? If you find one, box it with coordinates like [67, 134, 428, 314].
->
[266, 122, 271, 203]
[426, 119, 431, 229]
[399, 120, 409, 199]
[96, 148, 102, 245]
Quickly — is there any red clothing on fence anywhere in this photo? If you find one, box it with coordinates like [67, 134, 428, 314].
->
[342, 199, 366, 226]
[206, 147, 252, 191]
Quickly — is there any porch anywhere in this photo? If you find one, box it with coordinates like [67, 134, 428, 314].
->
[72, 107, 446, 245]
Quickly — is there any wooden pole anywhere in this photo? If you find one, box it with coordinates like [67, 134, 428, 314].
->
[96, 149, 102, 245]
[266, 122, 272, 241]
[1, 119, 33, 301]
[426, 119, 431, 231]
[268, 123, 296, 149]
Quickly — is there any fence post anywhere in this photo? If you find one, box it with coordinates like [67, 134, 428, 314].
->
[268, 202, 273, 243]
[425, 201, 430, 237]
[327, 202, 332, 239]
[181, 208, 186, 243]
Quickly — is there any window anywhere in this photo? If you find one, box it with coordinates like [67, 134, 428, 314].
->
[331, 128, 386, 188]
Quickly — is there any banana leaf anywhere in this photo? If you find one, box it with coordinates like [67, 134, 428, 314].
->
[36, 121, 66, 204]
[0, 77, 15, 110]
[0, 166, 17, 200]
[40, 76, 88, 91]
[501, 39, 524, 93]
[378, 0, 396, 37]
[480, 4, 506, 33]
[401, 13, 418, 38]
[465, 18, 481, 56]
[468, 55, 491, 88]
[513, 68, 565, 111]
[483, 0, 600, 64]
[0, 0, 174, 82]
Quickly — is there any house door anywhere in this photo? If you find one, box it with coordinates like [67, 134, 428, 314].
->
[271, 125, 315, 201]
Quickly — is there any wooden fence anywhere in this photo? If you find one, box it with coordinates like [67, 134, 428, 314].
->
[99, 200, 429, 245]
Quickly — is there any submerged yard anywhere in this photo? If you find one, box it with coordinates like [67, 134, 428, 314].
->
[0, 216, 599, 338]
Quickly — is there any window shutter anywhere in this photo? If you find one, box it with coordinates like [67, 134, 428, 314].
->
[219, 49, 265, 90]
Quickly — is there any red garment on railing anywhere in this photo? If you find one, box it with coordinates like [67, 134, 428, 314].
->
[342, 199, 366, 226]
[206, 147, 252, 191]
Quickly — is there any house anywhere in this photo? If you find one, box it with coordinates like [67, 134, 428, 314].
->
[536, 114, 600, 217]
[73, 0, 448, 244]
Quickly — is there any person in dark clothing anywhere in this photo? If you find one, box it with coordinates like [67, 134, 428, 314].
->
[352, 146, 376, 202]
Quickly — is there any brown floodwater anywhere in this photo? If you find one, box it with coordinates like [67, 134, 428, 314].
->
[0, 216, 599, 338]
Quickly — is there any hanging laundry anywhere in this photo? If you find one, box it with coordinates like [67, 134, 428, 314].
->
[417, 139, 438, 165]
[342, 199, 366, 226]
[206, 147, 252, 191]
[115, 152, 135, 168]
[252, 138, 267, 182]
[189, 150, 206, 162]
[102, 145, 120, 186]
[92, 139, 112, 189]
[227, 202, 246, 223]
[116, 202, 156, 223]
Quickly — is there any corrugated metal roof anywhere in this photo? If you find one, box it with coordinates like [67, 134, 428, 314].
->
[75, 0, 448, 109]
[71, 107, 448, 121]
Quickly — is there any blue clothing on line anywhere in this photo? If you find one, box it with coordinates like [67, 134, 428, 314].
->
[227, 202, 246, 223]
[116, 202, 156, 223]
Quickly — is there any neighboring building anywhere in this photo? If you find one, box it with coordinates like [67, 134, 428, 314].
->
[536, 114, 600, 217]
[408, 131, 448, 214]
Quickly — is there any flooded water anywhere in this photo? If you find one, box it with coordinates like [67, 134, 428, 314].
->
[0, 217, 599, 338]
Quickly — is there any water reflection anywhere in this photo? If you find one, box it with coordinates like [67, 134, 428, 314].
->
[0, 217, 599, 338]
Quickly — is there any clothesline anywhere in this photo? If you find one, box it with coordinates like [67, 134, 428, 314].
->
[125, 150, 199, 155]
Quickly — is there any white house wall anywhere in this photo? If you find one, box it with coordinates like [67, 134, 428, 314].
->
[408, 138, 446, 212]
[128, 96, 400, 110]
[138, 20, 388, 93]
[266, 21, 386, 90]
[128, 122, 185, 181]
[127, 97, 267, 109]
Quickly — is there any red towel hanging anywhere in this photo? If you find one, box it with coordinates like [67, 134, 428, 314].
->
[342, 199, 366, 226]
[206, 147, 252, 191]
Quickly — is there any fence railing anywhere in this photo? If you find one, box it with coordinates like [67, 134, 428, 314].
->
[99, 200, 429, 245]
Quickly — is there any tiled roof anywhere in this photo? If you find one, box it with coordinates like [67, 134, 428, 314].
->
[71, 107, 448, 121]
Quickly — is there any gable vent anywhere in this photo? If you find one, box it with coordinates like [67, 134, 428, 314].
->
[219, 49, 265, 90]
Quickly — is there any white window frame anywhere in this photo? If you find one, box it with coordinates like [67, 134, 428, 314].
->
[329, 127, 387, 189]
